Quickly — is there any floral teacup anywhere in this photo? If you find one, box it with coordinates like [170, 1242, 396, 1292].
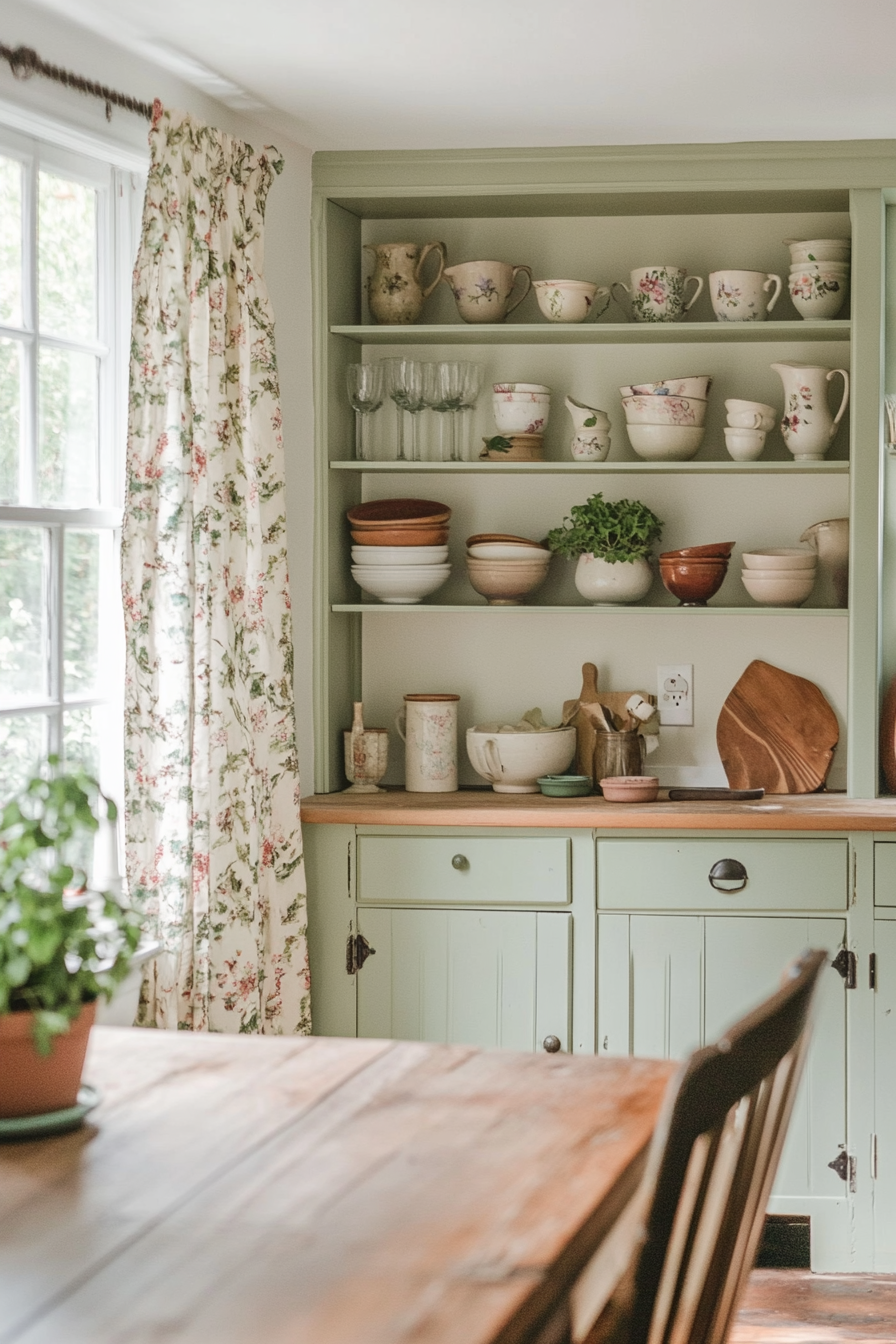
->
[443, 260, 532, 324]
[709, 270, 783, 322]
[611, 266, 703, 323]
[534, 279, 610, 324]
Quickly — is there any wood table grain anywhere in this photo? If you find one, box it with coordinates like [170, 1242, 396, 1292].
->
[0, 1028, 675, 1344]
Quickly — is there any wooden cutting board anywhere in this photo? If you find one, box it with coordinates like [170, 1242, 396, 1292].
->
[563, 663, 602, 778]
[880, 670, 896, 792]
[716, 659, 839, 794]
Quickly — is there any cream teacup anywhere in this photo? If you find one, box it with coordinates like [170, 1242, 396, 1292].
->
[534, 279, 610, 323]
[724, 426, 767, 461]
[725, 398, 776, 431]
[611, 266, 703, 323]
[710, 270, 782, 322]
[443, 260, 532, 324]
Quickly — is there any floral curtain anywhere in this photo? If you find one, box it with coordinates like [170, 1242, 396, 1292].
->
[121, 104, 311, 1034]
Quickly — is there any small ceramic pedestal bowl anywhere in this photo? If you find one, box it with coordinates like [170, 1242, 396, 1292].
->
[659, 544, 732, 606]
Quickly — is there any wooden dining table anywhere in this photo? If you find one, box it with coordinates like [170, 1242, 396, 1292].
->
[0, 1028, 675, 1344]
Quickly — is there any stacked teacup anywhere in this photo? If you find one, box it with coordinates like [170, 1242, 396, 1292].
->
[741, 548, 817, 608]
[619, 374, 711, 461]
[785, 238, 850, 321]
[490, 382, 551, 460]
[723, 399, 776, 461]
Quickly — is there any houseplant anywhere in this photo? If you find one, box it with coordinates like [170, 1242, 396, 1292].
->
[546, 492, 664, 603]
[0, 761, 142, 1118]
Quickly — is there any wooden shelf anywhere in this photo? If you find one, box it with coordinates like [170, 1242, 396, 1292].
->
[331, 320, 851, 347]
[330, 459, 849, 475]
[332, 603, 848, 615]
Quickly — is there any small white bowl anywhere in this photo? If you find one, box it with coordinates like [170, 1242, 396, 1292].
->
[723, 427, 766, 461]
[351, 565, 451, 604]
[622, 394, 707, 427]
[492, 396, 551, 435]
[784, 238, 851, 264]
[351, 545, 449, 566]
[619, 375, 713, 400]
[742, 548, 817, 571]
[741, 570, 816, 606]
[467, 542, 549, 560]
[493, 382, 550, 394]
[626, 423, 705, 461]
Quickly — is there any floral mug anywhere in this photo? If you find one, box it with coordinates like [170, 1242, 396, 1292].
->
[709, 270, 783, 322]
[443, 261, 532, 324]
[611, 265, 703, 323]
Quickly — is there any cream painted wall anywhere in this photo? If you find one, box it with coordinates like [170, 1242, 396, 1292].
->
[1, 0, 317, 789]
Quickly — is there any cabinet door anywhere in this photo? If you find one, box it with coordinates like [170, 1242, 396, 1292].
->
[874, 920, 896, 1264]
[356, 907, 571, 1052]
[704, 917, 847, 1204]
[597, 914, 702, 1060]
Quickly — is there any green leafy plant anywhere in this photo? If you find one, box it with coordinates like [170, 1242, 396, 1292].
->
[0, 762, 142, 1053]
[484, 435, 512, 454]
[546, 492, 664, 563]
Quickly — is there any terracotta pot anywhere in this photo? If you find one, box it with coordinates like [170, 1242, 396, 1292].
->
[0, 1001, 95, 1118]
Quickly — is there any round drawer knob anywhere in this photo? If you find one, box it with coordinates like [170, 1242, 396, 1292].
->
[708, 858, 748, 892]
[543, 1035, 562, 1053]
[451, 854, 469, 871]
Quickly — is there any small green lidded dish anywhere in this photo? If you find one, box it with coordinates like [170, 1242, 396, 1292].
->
[537, 774, 593, 797]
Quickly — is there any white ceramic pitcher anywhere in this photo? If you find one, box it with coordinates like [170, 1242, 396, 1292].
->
[565, 396, 611, 460]
[771, 361, 850, 461]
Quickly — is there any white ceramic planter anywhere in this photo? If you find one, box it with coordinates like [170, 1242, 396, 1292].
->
[574, 554, 653, 604]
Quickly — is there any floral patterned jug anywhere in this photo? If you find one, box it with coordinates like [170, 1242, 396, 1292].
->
[771, 361, 850, 461]
[364, 241, 446, 324]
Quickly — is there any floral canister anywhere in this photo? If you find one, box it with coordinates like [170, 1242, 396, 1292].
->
[395, 694, 460, 792]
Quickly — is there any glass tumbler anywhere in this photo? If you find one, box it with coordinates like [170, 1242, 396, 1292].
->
[592, 731, 645, 791]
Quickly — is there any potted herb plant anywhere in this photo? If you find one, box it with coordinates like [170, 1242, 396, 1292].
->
[0, 763, 142, 1119]
[546, 492, 664, 603]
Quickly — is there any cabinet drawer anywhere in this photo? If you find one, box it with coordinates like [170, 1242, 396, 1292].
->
[597, 838, 847, 911]
[875, 843, 896, 906]
[357, 836, 570, 906]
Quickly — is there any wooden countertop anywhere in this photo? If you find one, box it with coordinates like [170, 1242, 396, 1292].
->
[301, 789, 896, 831]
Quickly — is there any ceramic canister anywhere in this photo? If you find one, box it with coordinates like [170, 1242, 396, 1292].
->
[395, 694, 460, 791]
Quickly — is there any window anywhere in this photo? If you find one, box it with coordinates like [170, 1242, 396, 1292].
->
[0, 122, 142, 807]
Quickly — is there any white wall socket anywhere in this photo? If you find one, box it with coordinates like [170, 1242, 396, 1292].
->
[658, 664, 694, 726]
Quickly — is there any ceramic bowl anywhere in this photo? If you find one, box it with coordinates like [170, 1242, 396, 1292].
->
[465, 556, 551, 605]
[351, 545, 449, 565]
[598, 775, 659, 803]
[351, 564, 451, 604]
[467, 532, 546, 548]
[784, 238, 851, 264]
[350, 525, 450, 547]
[662, 541, 735, 559]
[466, 725, 576, 793]
[534, 280, 607, 324]
[742, 548, 817, 571]
[347, 498, 451, 527]
[723, 427, 767, 461]
[467, 541, 549, 560]
[740, 569, 816, 606]
[789, 274, 848, 321]
[659, 556, 729, 605]
[492, 395, 551, 436]
[537, 774, 593, 797]
[622, 394, 707, 427]
[493, 382, 550, 394]
[619, 375, 713, 400]
[626, 423, 705, 461]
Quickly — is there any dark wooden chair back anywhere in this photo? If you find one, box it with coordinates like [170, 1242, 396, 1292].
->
[587, 948, 827, 1344]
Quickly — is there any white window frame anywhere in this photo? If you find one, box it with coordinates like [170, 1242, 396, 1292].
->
[0, 109, 145, 806]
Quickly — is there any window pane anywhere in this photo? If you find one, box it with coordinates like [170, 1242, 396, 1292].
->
[0, 713, 46, 804]
[0, 527, 47, 703]
[64, 529, 100, 695]
[0, 339, 21, 504]
[38, 171, 96, 341]
[38, 346, 98, 506]
[63, 705, 100, 778]
[0, 156, 23, 328]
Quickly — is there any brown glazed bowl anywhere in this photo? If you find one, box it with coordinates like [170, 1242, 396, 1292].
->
[659, 556, 729, 606]
[347, 498, 451, 527]
[661, 541, 735, 560]
[350, 525, 450, 547]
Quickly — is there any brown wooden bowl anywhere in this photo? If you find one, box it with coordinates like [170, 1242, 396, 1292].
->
[659, 556, 729, 605]
[347, 498, 451, 526]
[350, 526, 450, 547]
[660, 541, 735, 559]
[466, 533, 547, 548]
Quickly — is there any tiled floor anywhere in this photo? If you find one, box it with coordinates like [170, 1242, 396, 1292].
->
[734, 1271, 896, 1343]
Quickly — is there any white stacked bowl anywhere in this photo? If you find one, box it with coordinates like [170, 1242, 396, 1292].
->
[788, 262, 849, 320]
[619, 382, 707, 460]
[492, 383, 551, 436]
[351, 543, 451, 603]
[741, 548, 816, 606]
[351, 544, 448, 566]
[785, 238, 851, 265]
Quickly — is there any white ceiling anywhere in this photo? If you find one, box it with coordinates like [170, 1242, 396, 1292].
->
[18, 0, 896, 151]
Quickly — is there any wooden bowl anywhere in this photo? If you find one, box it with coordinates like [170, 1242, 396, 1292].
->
[659, 557, 729, 605]
[599, 775, 659, 802]
[350, 526, 450, 547]
[466, 533, 546, 548]
[347, 498, 451, 526]
[661, 542, 735, 559]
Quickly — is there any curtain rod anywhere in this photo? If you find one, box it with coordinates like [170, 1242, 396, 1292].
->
[0, 42, 153, 121]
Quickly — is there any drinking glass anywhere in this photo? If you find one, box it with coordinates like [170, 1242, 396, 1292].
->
[424, 362, 466, 462]
[346, 363, 384, 461]
[457, 362, 483, 461]
[386, 359, 426, 461]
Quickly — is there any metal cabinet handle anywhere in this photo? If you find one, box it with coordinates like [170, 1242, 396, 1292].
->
[543, 1035, 562, 1053]
[451, 854, 469, 871]
[708, 858, 748, 892]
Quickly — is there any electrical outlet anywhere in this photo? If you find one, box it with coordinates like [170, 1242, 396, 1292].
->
[658, 664, 694, 726]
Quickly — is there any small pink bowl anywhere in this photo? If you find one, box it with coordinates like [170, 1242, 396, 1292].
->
[599, 775, 660, 802]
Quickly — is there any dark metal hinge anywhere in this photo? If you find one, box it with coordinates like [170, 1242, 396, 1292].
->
[870, 952, 877, 990]
[828, 1147, 857, 1192]
[832, 947, 857, 988]
[346, 933, 376, 975]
